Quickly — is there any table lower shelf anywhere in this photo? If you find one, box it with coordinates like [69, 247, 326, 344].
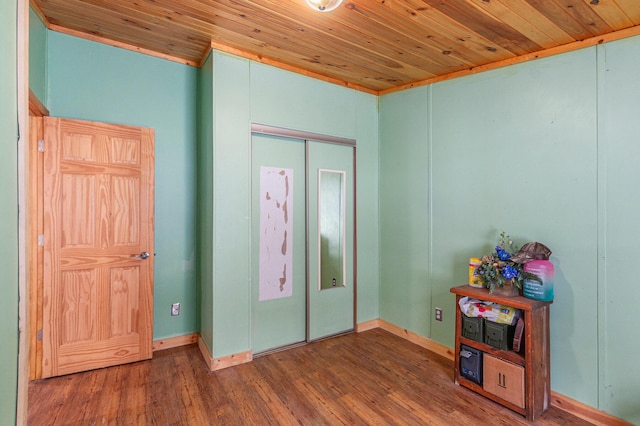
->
[459, 336, 525, 366]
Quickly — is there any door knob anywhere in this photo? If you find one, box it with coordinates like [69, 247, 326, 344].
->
[131, 251, 150, 260]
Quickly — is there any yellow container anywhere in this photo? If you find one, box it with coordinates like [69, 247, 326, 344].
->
[469, 258, 483, 288]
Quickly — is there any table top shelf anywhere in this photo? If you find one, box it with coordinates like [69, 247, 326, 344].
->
[450, 285, 552, 311]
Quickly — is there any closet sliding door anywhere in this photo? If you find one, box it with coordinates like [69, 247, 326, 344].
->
[251, 125, 356, 353]
[307, 141, 355, 341]
[251, 133, 307, 354]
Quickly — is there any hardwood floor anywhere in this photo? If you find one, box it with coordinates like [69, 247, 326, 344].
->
[28, 329, 593, 425]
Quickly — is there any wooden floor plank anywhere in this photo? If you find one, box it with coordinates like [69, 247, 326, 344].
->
[28, 329, 593, 425]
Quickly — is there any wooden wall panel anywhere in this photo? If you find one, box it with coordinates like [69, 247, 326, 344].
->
[110, 266, 140, 337]
[61, 269, 96, 344]
[112, 177, 139, 246]
[62, 133, 95, 162]
[61, 174, 95, 247]
[109, 138, 140, 165]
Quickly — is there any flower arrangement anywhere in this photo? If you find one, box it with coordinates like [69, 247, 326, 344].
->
[475, 231, 542, 294]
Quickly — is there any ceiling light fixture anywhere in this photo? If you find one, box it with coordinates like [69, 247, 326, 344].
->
[305, 0, 343, 12]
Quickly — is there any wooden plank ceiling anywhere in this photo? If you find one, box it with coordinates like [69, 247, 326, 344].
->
[32, 0, 640, 94]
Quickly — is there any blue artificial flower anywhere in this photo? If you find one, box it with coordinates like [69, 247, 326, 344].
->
[495, 246, 511, 261]
[501, 264, 518, 279]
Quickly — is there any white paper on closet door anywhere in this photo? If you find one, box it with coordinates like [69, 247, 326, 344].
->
[259, 166, 294, 301]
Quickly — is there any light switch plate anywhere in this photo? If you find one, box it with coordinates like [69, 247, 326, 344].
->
[171, 303, 180, 316]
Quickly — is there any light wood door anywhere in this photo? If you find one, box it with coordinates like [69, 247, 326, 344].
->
[42, 117, 154, 378]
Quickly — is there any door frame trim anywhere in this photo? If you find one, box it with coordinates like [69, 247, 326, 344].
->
[18, 0, 31, 422]
[251, 123, 356, 147]
[249, 124, 358, 347]
[28, 91, 50, 383]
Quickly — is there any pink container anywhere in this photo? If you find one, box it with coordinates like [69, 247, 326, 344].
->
[523, 260, 554, 302]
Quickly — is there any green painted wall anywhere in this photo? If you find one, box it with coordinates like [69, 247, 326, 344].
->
[211, 53, 252, 357]
[251, 62, 381, 324]
[598, 37, 640, 423]
[200, 52, 380, 358]
[430, 49, 598, 406]
[197, 53, 214, 352]
[0, 0, 19, 422]
[29, 7, 47, 105]
[251, 62, 358, 138]
[379, 87, 431, 338]
[353, 90, 380, 323]
[47, 32, 199, 340]
[379, 37, 639, 423]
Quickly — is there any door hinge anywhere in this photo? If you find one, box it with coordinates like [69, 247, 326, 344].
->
[38, 234, 45, 246]
[38, 139, 45, 152]
[37, 329, 43, 341]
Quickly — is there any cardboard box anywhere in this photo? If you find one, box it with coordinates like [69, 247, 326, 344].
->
[483, 354, 525, 408]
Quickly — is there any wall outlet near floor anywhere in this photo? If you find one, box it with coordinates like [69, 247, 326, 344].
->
[435, 307, 443, 322]
[171, 303, 180, 316]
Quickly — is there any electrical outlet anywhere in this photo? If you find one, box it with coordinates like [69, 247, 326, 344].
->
[171, 303, 180, 316]
[435, 307, 443, 322]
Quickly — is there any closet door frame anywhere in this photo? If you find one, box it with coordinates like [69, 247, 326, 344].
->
[250, 123, 357, 346]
